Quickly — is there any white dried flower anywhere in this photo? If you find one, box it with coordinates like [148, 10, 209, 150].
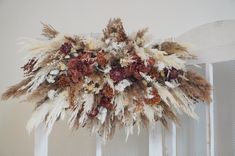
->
[115, 79, 132, 92]
[47, 90, 57, 100]
[49, 69, 59, 75]
[46, 75, 56, 83]
[97, 107, 107, 124]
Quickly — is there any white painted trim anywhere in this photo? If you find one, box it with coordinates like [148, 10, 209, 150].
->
[205, 63, 215, 156]
[34, 125, 48, 156]
[149, 123, 163, 156]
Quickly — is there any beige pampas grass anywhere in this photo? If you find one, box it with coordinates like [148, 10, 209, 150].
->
[102, 18, 128, 42]
[179, 70, 212, 103]
[160, 41, 195, 59]
[1, 77, 32, 100]
[41, 23, 58, 39]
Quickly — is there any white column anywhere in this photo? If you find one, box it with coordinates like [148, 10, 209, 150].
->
[205, 63, 215, 156]
[96, 135, 102, 156]
[149, 122, 163, 156]
[163, 122, 177, 156]
[34, 125, 48, 156]
[171, 122, 177, 156]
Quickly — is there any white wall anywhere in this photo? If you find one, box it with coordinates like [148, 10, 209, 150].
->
[0, 0, 235, 156]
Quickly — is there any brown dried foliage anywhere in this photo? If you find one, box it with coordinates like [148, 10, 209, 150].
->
[97, 51, 108, 67]
[126, 83, 145, 111]
[25, 82, 58, 108]
[160, 102, 178, 126]
[1, 77, 32, 100]
[41, 23, 58, 39]
[36, 51, 58, 70]
[179, 70, 212, 103]
[67, 80, 83, 106]
[135, 28, 148, 47]
[135, 28, 148, 39]
[160, 41, 187, 55]
[144, 88, 161, 106]
[21, 58, 38, 75]
[56, 74, 71, 88]
[103, 18, 128, 42]
[102, 84, 114, 98]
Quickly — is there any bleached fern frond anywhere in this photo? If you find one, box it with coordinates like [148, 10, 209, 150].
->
[45, 91, 69, 135]
[152, 50, 186, 70]
[79, 93, 94, 125]
[171, 88, 198, 119]
[18, 34, 66, 54]
[114, 93, 125, 116]
[26, 103, 50, 133]
[143, 104, 155, 123]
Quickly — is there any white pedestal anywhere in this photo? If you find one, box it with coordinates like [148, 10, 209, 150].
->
[34, 125, 48, 156]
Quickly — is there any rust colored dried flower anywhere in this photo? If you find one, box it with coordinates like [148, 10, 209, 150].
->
[147, 57, 155, 66]
[97, 51, 108, 67]
[67, 53, 94, 83]
[144, 88, 161, 106]
[149, 68, 160, 80]
[60, 42, 72, 55]
[124, 55, 152, 80]
[102, 84, 114, 98]
[56, 74, 71, 88]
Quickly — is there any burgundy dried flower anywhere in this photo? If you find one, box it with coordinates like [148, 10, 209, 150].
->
[124, 55, 153, 80]
[149, 68, 160, 80]
[99, 96, 114, 110]
[60, 42, 72, 55]
[109, 66, 126, 82]
[21, 57, 38, 74]
[67, 53, 94, 83]
[164, 67, 180, 81]
[88, 107, 99, 117]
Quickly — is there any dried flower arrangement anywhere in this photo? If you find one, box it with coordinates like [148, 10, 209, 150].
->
[1, 18, 211, 141]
